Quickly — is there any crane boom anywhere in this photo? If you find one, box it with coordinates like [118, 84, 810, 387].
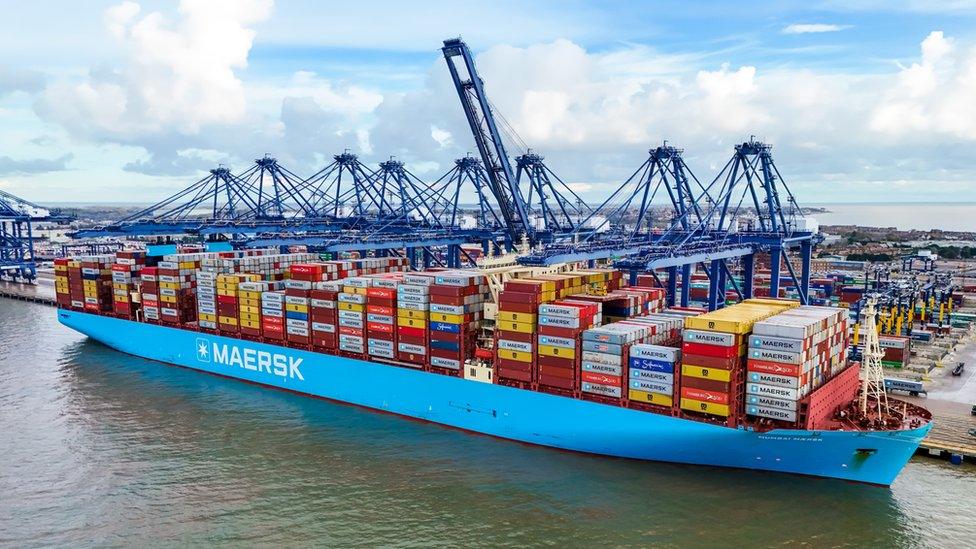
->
[441, 38, 531, 245]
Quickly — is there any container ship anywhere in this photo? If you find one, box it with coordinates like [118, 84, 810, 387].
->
[54, 249, 931, 486]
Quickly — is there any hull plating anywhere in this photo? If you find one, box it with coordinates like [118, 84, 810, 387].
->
[59, 310, 929, 485]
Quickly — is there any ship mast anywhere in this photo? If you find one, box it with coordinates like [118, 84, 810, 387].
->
[859, 298, 889, 416]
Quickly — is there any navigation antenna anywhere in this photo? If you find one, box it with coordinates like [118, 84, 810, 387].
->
[859, 298, 889, 417]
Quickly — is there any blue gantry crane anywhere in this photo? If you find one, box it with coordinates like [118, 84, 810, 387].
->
[0, 190, 74, 280]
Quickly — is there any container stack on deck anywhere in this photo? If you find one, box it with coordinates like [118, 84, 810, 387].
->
[745, 306, 848, 424]
[628, 343, 681, 410]
[428, 271, 486, 375]
[396, 273, 430, 366]
[366, 276, 398, 361]
[81, 255, 115, 313]
[537, 299, 600, 394]
[494, 279, 555, 386]
[157, 255, 200, 324]
[679, 299, 798, 425]
[337, 278, 368, 354]
[111, 251, 145, 317]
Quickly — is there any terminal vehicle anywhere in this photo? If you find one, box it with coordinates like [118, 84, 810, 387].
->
[952, 362, 965, 376]
[883, 377, 927, 397]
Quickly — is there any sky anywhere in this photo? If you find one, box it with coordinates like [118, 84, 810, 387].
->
[2, 0, 976, 205]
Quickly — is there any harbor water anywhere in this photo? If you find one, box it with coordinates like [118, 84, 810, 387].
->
[2, 299, 975, 547]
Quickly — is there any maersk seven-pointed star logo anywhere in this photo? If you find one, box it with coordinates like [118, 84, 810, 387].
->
[196, 338, 211, 362]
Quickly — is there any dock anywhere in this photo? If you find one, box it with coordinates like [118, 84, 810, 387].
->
[0, 282, 57, 306]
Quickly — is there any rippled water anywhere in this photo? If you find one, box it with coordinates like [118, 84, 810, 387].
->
[2, 299, 976, 547]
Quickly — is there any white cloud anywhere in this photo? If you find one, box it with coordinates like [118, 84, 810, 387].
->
[36, 0, 274, 138]
[782, 23, 851, 34]
[870, 31, 976, 139]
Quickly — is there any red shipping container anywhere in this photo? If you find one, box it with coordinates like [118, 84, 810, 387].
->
[497, 366, 533, 382]
[582, 371, 622, 386]
[537, 325, 582, 339]
[746, 359, 801, 377]
[496, 357, 533, 372]
[682, 353, 741, 370]
[397, 326, 425, 339]
[682, 341, 743, 359]
[538, 373, 575, 389]
[536, 354, 575, 369]
[538, 364, 575, 379]
[339, 326, 364, 337]
[680, 386, 730, 405]
[366, 287, 396, 299]
[367, 305, 394, 316]
[681, 376, 730, 393]
[399, 335, 426, 346]
[367, 322, 394, 334]
[495, 330, 533, 343]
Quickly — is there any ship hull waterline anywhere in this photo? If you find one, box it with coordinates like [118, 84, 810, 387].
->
[59, 310, 930, 486]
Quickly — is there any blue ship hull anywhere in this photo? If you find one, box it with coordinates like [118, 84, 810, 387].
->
[59, 310, 930, 485]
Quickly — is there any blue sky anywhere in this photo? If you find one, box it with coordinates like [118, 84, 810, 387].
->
[2, 0, 976, 204]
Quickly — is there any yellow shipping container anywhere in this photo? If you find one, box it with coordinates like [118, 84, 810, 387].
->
[397, 309, 427, 319]
[743, 298, 800, 308]
[629, 390, 673, 407]
[199, 313, 217, 322]
[496, 311, 535, 323]
[497, 348, 532, 363]
[160, 295, 177, 304]
[241, 320, 260, 329]
[496, 320, 536, 334]
[681, 364, 732, 382]
[343, 286, 367, 295]
[239, 312, 260, 322]
[680, 397, 730, 417]
[178, 261, 197, 269]
[286, 303, 310, 313]
[218, 316, 239, 326]
[429, 312, 463, 324]
[683, 302, 794, 335]
[337, 302, 363, 312]
[217, 289, 237, 297]
[398, 317, 426, 329]
[160, 281, 179, 290]
[538, 344, 575, 359]
[239, 290, 261, 300]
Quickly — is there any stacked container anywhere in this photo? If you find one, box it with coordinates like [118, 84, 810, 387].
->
[628, 343, 681, 408]
[111, 251, 145, 317]
[366, 277, 399, 360]
[216, 274, 260, 333]
[140, 267, 160, 321]
[81, 255, 114, 312]
[680, 300, 798, 424]
[428, 271, 486, 374]
[745, 306, 848, 424]
[237, 281, 267, 337]
[196, 272, 218, 329]
[537, 300, 601, 393]
[309, 283, 338, 351]
[338, 277, 369, 355]
[878, 335, 910, 368]
[285, 278, 313, 346]
[157, 257, 199, 324]
[580, 322, 654, 402]
[396, 273, 432, 366]
[261, 289, 286, 341]
[495, 279, 556, 385]
[53, 258, 71, 307]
